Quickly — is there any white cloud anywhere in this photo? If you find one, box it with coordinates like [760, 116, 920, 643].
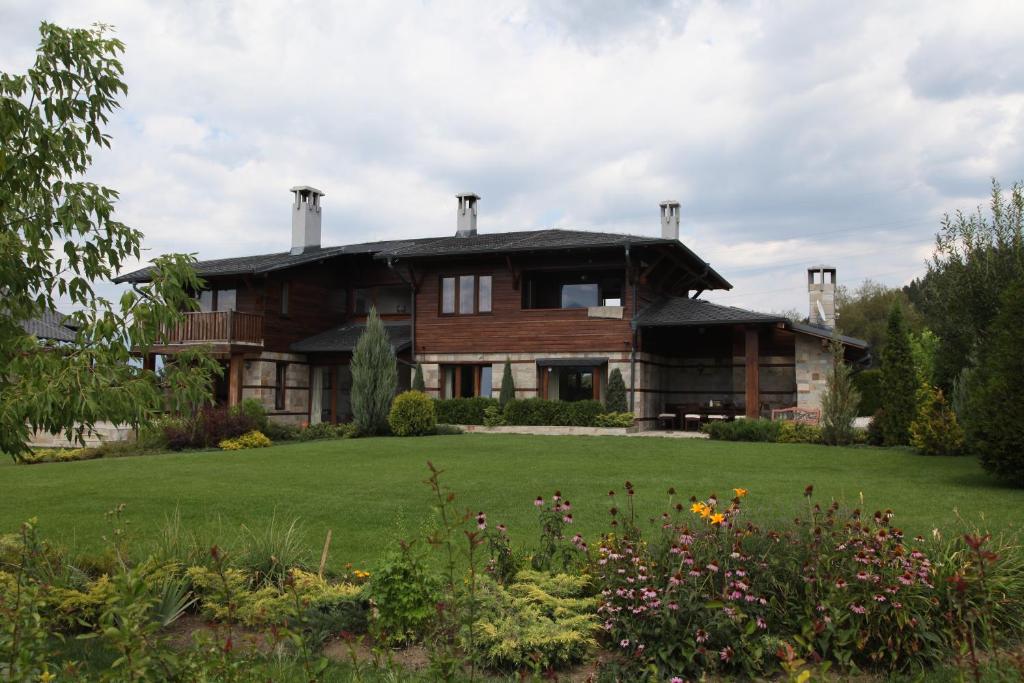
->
[3, 0, 1024, 313]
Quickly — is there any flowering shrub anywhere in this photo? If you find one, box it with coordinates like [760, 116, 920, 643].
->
[594, 484, 949, 679]
[530, 491, 588, 572]
[217, 430, 272, 450]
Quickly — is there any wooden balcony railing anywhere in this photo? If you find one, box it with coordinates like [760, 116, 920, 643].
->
[162, 311, 263, 346]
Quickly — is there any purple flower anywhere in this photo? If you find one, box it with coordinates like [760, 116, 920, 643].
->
[850, 603, 866, 614]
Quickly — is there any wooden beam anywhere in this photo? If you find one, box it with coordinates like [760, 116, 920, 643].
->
[505, 256, 521, 290]
[745, 327, 760, 419]
[640, 253, 668, 283]
[228, 354, 244, 407]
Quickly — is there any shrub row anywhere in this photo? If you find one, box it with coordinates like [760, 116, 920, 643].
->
[702, 418, 831, 444]
[434, 397, 633, 428]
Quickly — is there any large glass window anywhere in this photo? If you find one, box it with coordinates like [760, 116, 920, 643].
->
[197, 290, 214, 312]
[480, 365, 492, 396]
[196, 288, 236, 312]
[522, 270, 623, 310]
[216, 288, 237, 312]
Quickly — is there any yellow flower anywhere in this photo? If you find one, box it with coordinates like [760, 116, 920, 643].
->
[39, 668, 56, 683]
[733, 488, 748, 498]
[710, 513, 725, 525]
[699, 506, 712, 519]
[690, 502, 706, 515]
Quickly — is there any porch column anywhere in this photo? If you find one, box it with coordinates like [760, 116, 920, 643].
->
[745, 327, 759, 419]
[228, 354, 244, 407]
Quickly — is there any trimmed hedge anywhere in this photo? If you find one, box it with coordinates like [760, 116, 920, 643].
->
[434, 397, 499, 425]
[502, 399, 605, 427]
[702, 419, 781, 442]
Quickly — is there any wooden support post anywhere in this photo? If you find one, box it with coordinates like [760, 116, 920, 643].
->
[228, 354, 244, 407]
[745, 327, 760, 419]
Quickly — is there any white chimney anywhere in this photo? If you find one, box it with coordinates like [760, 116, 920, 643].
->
[807, 265, 837, 328]
[456, 192, 480, 237]
[290, 185, 324, 254]
[659, 200, 680, 240]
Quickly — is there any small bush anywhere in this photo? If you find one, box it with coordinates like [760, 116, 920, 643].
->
[434, 397, 498, 425]
[298, 422, 345, 441]
[194, 405, 258, 448]
[229, 398, 269, 433]
[776, 421, 822, 444]
[910, 386, 965, 455]
[218, 431, 272, 451]
[367, 547, 441, 645]
[263, 421, 300, 442]
[594, 412, 634, 428]
[702, 419, 780, 442]
[482, 405, 505, 427]
[388, 391, 437, 437]
[498, 361, 515, 408]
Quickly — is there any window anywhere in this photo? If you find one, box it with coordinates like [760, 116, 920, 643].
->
[275, 362, 288, 410]
[478, 275, 492, 313]
[216, 289, 237, 312]
[440, 274, 492, 315]
[197, 290, 214, 312]
[459, 276, 475, 314]
[559, 366, 595, 402]
[521, 270, 623, 310]
[355, 286, 410, 315]
[281, 282, 289, 316]
[320, 367, 332, 423]
[441, 364, 493, 398]
[441, 277, 455, 314]
[561, 283, 599, 309]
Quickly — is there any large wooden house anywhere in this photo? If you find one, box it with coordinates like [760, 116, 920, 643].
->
[115, 187, 867, 427]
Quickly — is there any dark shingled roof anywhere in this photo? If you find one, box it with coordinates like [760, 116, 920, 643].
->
[290, 322, 411, 354]
[636, 297, 786, 327]
[635, 296, 869, 349]
[114, 229, 730, 290]
[20, 311, 78, 342]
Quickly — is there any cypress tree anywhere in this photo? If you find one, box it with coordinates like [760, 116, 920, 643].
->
[412, 363, 425, 392]
[879, 303, 918, 446]
[499, 360, 516, 408]
[821, 338, 860, 445]
[605, 368, 628, 413]
[350, 307, 397, 435]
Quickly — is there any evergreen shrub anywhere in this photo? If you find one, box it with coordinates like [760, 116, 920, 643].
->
[388, 391, 437, 437]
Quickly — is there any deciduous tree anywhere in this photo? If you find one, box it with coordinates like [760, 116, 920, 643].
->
[1, 22, 219, 459]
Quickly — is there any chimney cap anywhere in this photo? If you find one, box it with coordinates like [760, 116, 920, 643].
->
[659, 199, 680, 207]
[290, 185, 325, 196]
[807, 264, 836, 271]
[456, 192, 480, 200]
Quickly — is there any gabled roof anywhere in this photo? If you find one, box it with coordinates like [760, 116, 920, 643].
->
[114, 229, 730, 290]
[290, 322, 411, 354]
[20, 311, 78, 342]
[635, 296, 869, 349]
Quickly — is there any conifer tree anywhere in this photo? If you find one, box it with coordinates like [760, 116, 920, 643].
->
[351, 307, 397, 435]
[821, 338, 860, 445]
[605, 368, 628, 413]
[879, 303, 918, 446]
[964, 277, 1024, 484]
[499, 360, 516, 408]
[412, 363, 425, 392]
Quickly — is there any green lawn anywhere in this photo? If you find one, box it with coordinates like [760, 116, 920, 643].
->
[1, 435, 1021, 569]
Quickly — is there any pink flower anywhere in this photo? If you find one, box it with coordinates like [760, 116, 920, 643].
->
[756, 616, 766, 630]
[619, 639, 630, 648]
[476, 512, 486, 530]
[671, 678, 684, 683]
[695, 629, 709, 643]
[850, 603, 866, 614]
[534, 497, 543, 507]
[563, 514, 573, 524]
[720, 646, 733, 662]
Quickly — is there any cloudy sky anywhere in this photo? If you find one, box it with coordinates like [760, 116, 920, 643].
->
[3, 0, 1024, 313]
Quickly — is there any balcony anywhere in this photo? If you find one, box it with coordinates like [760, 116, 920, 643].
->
[154, 311, 264, 354]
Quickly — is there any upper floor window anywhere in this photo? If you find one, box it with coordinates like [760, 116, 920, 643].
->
[441, 274, 492, 315]
[355, 285, 410, 315]
[521, 270, 622, 310]
[196, 288, 236, 312]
